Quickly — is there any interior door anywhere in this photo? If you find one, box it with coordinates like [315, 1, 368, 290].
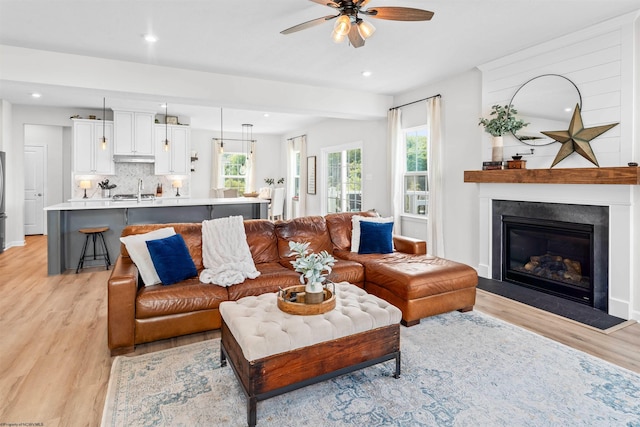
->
[24, 145, 45, 235]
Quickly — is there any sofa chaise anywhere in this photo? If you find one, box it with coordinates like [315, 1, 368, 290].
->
[108, 212, 477, 355]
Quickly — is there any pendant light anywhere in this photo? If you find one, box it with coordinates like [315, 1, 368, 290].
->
[100, 97, 107, 150]
[218, 108, 224, 154]
[240, 123, 253, 176]
[244, 123, 253, 169]
[163, 103, 170, 152]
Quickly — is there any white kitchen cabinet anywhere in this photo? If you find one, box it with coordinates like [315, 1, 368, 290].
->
[154, 124, 190, 175]
[113, 110, 155, 155]
[73, 119, 114, 174]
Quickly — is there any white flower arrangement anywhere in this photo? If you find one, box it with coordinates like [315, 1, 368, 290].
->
[288, 241, 336, 286]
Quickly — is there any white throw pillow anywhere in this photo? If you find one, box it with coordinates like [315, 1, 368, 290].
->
[351, 215, 394, 252]
[120, 227, 176, 286]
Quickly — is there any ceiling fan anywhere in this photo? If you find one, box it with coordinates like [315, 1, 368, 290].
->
[281, 0, 434, 48]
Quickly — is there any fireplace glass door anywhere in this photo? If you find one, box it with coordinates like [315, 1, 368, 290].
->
[502, 216, 594, 306]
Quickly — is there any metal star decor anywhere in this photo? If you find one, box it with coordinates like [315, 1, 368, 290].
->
[542, 103, 618, 168]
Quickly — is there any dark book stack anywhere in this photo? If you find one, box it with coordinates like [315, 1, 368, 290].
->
[482, 161, 505, 170]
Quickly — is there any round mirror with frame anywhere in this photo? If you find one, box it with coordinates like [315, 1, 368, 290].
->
[509, 74, 582, 146]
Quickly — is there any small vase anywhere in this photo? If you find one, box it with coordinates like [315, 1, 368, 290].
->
[491, 136, 504, 162]
[305, 281, 324, 304]
[102, 189, 111, 198]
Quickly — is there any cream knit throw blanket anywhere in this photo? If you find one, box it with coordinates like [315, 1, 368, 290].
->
[199, 216, 260, 287]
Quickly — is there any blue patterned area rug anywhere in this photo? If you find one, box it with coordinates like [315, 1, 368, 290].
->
[101, 311, 640, 426]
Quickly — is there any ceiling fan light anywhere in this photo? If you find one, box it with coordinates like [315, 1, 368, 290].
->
[333, 15, 351, 36]
[357, 20, 376, 39]
[331, 28, 346, 43]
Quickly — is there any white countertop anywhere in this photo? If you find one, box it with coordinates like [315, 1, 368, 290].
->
[45, 197, 269, 211]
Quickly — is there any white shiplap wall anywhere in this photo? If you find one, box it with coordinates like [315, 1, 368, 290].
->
[478, 12, 637, 169]
[474, 11, 640, 320]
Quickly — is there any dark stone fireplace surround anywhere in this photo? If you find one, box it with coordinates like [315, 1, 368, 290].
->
[491, 200, 609, 312]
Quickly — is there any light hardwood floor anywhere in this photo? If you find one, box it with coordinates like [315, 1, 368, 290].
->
[1, 235, 638, 426]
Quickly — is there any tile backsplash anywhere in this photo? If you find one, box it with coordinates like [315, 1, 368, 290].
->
[73, 163, 190, 199]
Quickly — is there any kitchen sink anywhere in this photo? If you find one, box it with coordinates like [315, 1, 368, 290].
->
[112, 193, 156, 201]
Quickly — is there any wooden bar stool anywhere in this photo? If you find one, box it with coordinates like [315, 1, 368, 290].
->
[76, 227, 111, 273]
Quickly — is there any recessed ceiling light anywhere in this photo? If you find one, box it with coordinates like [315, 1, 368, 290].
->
[362, 71, 372, 77]
[263, 113, 270, 118]
[564, 107, 573, 112]
[160, 103, 167, 108]
[144, 34, 158, 43]
[31, 93, 42, 98]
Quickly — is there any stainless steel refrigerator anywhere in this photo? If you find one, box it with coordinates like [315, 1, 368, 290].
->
[0, 151, 5, 253]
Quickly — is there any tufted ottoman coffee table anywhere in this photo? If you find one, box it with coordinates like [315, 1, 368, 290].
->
[219, 282, 402, 427]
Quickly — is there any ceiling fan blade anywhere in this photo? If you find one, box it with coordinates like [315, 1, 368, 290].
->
[281, 15, 338, 35]
[364, 7, 434, 21]
[355, 0, 371, 7]
[347, 25, 365, 48]
[308, 0, 340, 8]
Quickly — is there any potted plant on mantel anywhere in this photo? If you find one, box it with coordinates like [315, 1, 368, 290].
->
[478, 104, 528, 162]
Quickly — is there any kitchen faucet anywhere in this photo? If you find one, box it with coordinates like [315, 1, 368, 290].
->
[137, 178, 143, 203]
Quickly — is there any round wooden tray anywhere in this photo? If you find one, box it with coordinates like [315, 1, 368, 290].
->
[277, 285, 335, 315]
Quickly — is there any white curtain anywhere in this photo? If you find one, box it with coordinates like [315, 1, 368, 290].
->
[427, 96, 445, 257]
[286, 135, 307, 218]
[299, 135, 307, 217]
[388, 109, 403, 235]
[286, 139, 295, 219]
[210, 139, 223, 196]
[246, 140, 257, 193]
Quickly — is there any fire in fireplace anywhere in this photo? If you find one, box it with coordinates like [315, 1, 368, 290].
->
[503, 216, 593, 305]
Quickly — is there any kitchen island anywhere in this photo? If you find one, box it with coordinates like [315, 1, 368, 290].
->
[44, 197, 269, 275]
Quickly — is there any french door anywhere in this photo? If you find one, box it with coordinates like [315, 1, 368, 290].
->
[323, 142, 362, 214]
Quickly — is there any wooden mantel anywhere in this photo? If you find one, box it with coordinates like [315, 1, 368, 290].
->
[464, 166, 640, 185]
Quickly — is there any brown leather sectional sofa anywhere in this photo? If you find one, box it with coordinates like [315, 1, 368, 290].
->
[108, 212, 477, 355]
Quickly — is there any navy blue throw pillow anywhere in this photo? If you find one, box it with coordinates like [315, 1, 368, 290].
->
[358, 221, 394, 254]
[146, 234, 197, 285]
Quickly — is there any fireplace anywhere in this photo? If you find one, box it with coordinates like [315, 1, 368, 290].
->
[492, 200, 609, 312]
[503, 215, 594, 305]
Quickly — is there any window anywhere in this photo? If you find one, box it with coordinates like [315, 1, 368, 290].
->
[403, 127, 428, 216]
[221, 152, 247, 194]
[325, 144, 362, 213]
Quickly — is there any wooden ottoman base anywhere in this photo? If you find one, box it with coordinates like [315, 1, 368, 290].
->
[220, 320, 400, 427]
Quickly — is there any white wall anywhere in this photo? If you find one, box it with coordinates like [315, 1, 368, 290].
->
[284, 118, 388, 217]
[0, 100, 15, 250]
[279, 70, 483, 268]
[478, 12, 637, 168]
[0, 99, 10, 152]
[392, 70, 483, 266]
[24, 125, 65, 208]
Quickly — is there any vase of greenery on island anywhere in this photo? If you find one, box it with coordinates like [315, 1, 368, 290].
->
[98, 179, 117, 198]
[478, 104, 528, 162]
[288, 241, 336, 304]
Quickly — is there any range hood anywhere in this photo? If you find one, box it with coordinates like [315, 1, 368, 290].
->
[113, 155, 155, 163]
